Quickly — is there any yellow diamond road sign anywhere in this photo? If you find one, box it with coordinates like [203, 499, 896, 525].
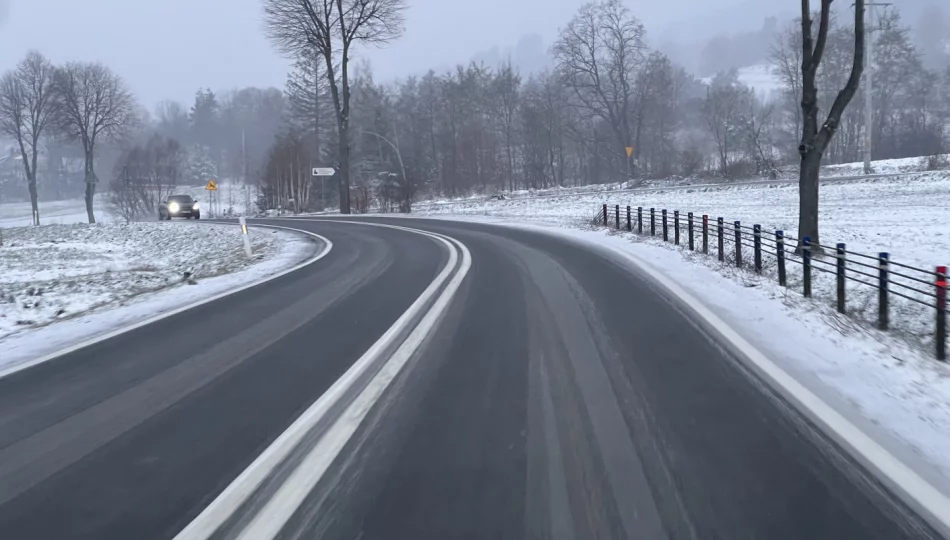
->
[625, 146, 634, 158]
[205, 179, 217, 191]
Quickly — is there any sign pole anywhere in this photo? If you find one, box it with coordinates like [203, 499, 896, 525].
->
[312, 168, 336, 212]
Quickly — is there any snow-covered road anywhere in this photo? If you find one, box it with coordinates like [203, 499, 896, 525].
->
[0, 221, 319, 372]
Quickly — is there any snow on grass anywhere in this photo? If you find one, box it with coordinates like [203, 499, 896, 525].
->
[415, 171, 950, 488]
[824, 155, 949, 177]
[413, 155, 948, 209]
[0, 222, 315, 370]
[0, 199, 111, 228]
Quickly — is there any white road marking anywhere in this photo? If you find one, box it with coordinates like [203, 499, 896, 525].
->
[0, 224, 332, 381]
[173, 221, 471, 540]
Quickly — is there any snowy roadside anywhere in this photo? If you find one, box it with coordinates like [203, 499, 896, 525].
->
[0, 222, 319, 373]
[411, 174, 950, 494]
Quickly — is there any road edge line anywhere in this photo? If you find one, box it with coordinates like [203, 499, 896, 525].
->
[0, 223, 332, 381]
[173, 223, 470, 540]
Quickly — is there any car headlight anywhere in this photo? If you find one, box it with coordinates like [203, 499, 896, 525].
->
[168, 202, 180, 212]
[192, 202, 199, 210]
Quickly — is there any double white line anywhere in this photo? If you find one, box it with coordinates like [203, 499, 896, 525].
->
[174, 221, 471, 540]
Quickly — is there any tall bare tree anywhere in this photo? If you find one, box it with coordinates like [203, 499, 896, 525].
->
[263, 0, 407, 214]
[0, 51, 58, 225]
[55, 62, 137, 223]
[797, 0, 865, 251]
[553, 0, 647, 182]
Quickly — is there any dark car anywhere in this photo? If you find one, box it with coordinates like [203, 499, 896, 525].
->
[159, 195, 200, 220]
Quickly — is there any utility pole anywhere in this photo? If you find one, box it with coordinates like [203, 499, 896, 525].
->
[864, 2, 891, 174]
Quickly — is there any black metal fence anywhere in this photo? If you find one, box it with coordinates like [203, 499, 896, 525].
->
[598, 203, 948, 361]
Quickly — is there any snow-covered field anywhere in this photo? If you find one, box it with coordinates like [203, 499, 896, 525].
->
[415, 171, 950, 490]
[413, 155, 949, 209]
[824, 155, 949, 177]
[0, 221, 317, 372]
[0, 199, 111, 228]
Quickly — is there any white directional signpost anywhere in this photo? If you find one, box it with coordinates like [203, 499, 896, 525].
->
[312, 168, 335, 210]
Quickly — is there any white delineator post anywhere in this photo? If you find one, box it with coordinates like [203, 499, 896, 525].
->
[239, 217, 253, 258]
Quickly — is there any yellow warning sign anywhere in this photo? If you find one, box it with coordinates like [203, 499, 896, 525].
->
[625, 146, 634, 158]
[205, 179, 217, 191]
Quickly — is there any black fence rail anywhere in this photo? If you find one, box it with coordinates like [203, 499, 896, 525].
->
[598, 203, 948, 361]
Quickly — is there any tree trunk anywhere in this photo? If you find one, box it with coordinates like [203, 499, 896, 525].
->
[338, 121, 351, 214]
[28, 177, 39, 226]
[84, 150, 97, 224]
[797, 151, 822, 252]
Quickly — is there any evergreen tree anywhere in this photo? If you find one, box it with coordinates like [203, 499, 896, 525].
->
[186, 144, 218, 186]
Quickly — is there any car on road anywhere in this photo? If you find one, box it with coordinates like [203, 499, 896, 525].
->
[159, 195, 200, 220]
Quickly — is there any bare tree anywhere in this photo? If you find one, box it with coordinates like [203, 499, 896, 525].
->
[702, 71, 751, 177]
[0, 51, 58, 225]
[771, 21, 804, 154]
[55, 62, 137, 224]
[553, 0, 647, 182]
[797, 0, 865, 252]
[263, 0, 407, 214]
[110, 133, 185, 221]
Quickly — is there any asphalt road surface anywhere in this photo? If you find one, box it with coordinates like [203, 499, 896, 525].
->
[0, 217, 943, 540]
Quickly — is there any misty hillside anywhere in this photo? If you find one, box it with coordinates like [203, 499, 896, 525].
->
[465, 0, 948, 81]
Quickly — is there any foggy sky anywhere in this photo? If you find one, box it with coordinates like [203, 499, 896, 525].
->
[0, 0, 808, 110]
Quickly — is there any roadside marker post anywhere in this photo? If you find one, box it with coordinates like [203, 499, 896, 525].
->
[239, 217, 253, 258]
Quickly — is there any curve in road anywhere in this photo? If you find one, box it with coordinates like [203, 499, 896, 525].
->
[0, 217, 945, 540]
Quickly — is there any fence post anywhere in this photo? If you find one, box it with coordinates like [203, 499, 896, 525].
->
[879, 253, 889, 330]
[702, 215, 709, 254]
[836, 243, 846, 314]
[734, 221, 742, 268]
[674, 211, 680, 245]
[650, 208, 656, 236]
[687, 212, 694, 251]
[803, 236, 812, 298]
[777, 231, 787, 286]
[638, 207, 643, 234]
[717, 217, 724, 262]
[662, 210, 668, 241]
[626, 206, 632, 231]
[615, 204, 620, 229]
[602, 204, 607, 226]
[937, 266, 947, 361]
[753, 225, 762, 273]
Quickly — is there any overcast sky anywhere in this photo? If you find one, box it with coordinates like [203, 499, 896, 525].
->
[0, 0, 777, 110]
